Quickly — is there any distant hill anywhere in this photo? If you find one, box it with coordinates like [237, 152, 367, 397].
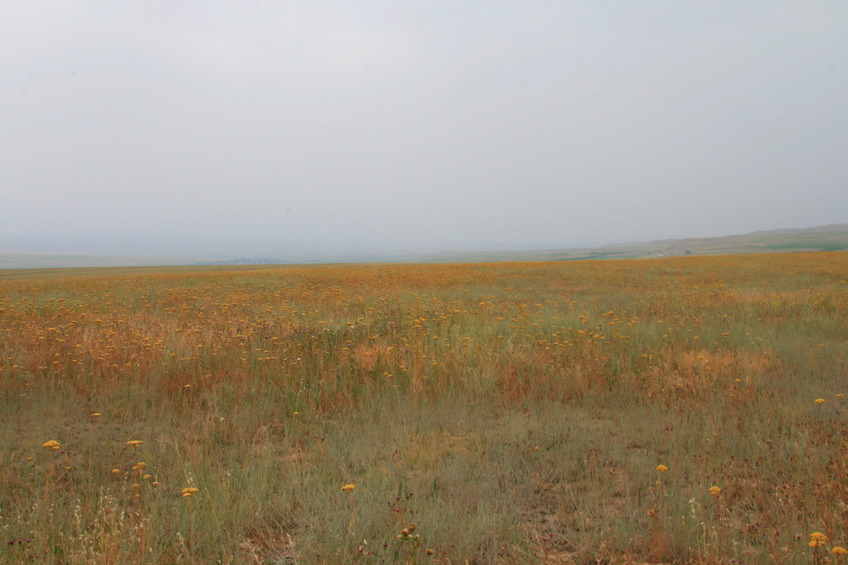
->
[0, 250, 192, 270]
[1, 224, 847, 269]
[416, 224, 848, 262]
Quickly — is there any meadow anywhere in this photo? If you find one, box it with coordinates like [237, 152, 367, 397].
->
[0, 253, 846, 564]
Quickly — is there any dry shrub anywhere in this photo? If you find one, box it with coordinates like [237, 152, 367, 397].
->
[353, 344, 383, 373]
[641, 347, 781, 402]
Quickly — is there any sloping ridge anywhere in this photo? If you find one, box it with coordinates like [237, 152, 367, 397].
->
[609, 223, 848, 256]
[2, 224, 847, 269]
[418, 224, 848, 263]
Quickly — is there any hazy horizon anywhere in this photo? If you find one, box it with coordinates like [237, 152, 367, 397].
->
[3, 2, 847, 259]
[3, 222, 845, 264]
[0, 231, 613, 260]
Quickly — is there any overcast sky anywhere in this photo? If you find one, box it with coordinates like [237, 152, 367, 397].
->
[2, 1, 847, 257]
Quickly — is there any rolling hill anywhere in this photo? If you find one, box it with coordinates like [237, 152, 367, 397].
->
[418, 224, 848, 262]
[1, 224, 847, 269]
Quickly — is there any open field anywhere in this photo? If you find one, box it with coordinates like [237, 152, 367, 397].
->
[1, 253, 846, 564]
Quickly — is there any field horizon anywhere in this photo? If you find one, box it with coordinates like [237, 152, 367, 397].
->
[1, 253, 846, 564]
[2, 223, 847, 270]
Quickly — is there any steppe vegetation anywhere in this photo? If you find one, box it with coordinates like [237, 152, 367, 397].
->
[0, 253, 846, 564]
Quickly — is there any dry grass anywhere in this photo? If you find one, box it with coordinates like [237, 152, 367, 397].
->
[0, 253, 846, 563]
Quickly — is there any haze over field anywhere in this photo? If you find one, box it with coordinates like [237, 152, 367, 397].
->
[2, 2, 847, 259]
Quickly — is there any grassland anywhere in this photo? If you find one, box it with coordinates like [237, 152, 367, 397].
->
[0, 253, 846, 564]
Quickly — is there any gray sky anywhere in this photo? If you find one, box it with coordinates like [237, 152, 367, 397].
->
[2, 1, 847, 257]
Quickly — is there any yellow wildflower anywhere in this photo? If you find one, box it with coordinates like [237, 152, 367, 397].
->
[833, 547, 848, 555]
[816, 398, 826, 404]
[708, 486, 721, 496]
[341, 483, 356, 492]
[42, 440, 61, 450]
[656, 464, 668, 473]
[809, 532, 828, 547]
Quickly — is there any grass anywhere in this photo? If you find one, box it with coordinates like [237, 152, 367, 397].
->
[0, 253, 846, 564]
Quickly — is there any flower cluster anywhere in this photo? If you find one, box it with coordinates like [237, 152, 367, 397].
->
[809, 532, 828, 548]
[181, 487, 199, 498]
